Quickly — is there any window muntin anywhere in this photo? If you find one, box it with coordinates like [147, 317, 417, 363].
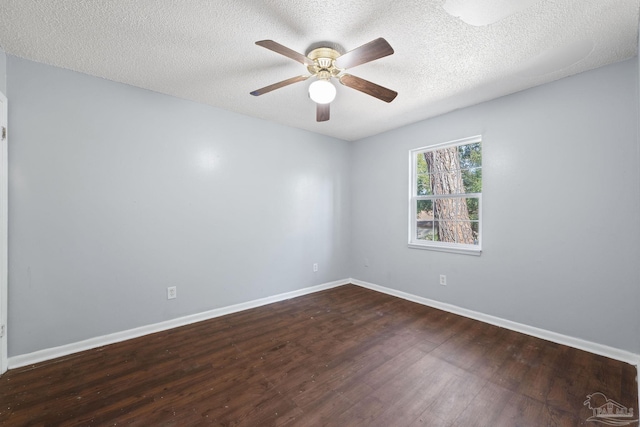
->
[409, 136, 482, 254]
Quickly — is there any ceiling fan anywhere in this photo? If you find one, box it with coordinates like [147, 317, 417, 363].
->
[250, 38, 398, 122]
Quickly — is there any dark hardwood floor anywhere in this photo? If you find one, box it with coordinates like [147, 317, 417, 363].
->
[0, 285, 637, 426]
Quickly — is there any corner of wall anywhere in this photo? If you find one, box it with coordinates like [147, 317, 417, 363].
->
[0, 49, 6, 95]
[636, 16, 640, 410]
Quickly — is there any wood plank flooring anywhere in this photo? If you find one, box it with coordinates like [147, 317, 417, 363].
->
[0, 284, 637, 426]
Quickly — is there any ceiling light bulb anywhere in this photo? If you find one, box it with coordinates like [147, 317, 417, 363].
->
[308, 79, 336, 104]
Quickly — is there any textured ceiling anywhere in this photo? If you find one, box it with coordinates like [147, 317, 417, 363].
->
[0, 0, 638, 141]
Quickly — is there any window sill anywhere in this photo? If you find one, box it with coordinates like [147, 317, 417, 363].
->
[408, 243, 482, 256]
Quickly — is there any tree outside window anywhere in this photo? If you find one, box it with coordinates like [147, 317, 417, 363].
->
[410, 136, 482, 254]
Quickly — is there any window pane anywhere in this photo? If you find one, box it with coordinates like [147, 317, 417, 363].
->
[416, 199, 433, 218]
[432, 197, 473, 221]
[430, 172, 461, 195]
[459, 142, 482, 169]
[461, 168, 482, 193]
[471, 221, 479, 244]
[417, 221, 437, 241]
[416, 153, 428, 174]
[416, 201, 435, 240]
[459, 222, 480, 245]
[431, 196, 476, 244]
[434, 221, 476, 245]
[424, 146, 468, 195]
[416, 173, 431, 195]
[428, 148, 456, 172]
[418, 143, 482, 196]
[465, 197, 480, 220]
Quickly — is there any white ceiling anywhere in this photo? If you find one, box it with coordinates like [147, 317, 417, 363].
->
[0, 0, 638, 141]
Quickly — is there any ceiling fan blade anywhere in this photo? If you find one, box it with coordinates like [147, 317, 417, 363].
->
[334, 38, 394, 70]
[250, 75, 310, 96]
[316, 103, 330, 122]
[339, 74, 397, 103]
[255, 40, 315, 66]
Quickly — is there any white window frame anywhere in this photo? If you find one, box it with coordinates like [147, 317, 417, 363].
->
[408, 135, 482, 256]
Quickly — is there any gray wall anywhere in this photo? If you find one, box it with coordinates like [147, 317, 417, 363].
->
[6, 54, 640, 358]
[350, 58, 640, 354]
[7, 56, 351, 356]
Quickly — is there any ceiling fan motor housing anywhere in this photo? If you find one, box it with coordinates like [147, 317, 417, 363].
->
[307, 47, 342, 77]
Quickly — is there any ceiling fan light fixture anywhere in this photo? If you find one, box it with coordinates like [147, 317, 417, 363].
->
[252, 38, 397, 121]
[308, 79, 336, 104]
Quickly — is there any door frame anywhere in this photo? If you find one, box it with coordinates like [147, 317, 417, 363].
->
[0, 91, 7, 374]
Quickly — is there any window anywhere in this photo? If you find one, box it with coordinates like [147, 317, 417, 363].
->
[409, 135, 482, 255]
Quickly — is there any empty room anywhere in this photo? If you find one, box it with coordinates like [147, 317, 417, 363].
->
[0, 0, 639, 425]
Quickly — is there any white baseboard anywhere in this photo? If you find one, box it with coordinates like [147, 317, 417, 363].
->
[350, 278, 640, 367]
[8, 278, 350, 369]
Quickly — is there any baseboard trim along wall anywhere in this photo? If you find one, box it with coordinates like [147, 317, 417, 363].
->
[351, 279, 640, 366]
[9, 278, 640, 371]
[8, 279, 350, 369]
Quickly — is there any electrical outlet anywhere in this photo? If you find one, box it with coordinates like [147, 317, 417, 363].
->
[364, 257, 369, 267]
[167, 286, 177, 299]
[439, 275, 447, 286]
[313, 263, 318, 272]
